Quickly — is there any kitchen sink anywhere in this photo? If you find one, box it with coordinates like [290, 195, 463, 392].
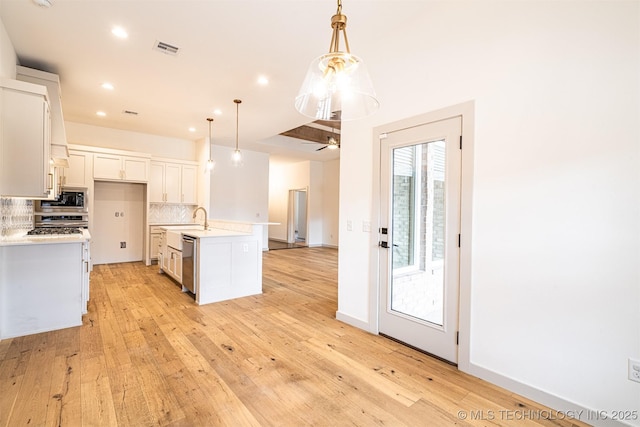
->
[166, 228, 208, 250]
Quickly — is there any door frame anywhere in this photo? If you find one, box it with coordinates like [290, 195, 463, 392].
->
[370, 101, 474, 371]
[287, 187, 309, 244]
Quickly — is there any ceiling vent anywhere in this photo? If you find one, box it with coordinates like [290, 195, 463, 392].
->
[153, 40, 179, 56]
[123, 110, 139, 116]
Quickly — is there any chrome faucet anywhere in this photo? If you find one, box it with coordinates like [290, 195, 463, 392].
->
[193, 206, 209, 230]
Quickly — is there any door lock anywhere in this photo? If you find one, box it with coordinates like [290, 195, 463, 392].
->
[378, 241, 398, 248]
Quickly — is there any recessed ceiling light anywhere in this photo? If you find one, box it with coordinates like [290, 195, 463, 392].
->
[188, 127, 196, 132]
[257, 75, 269, 86]
[213, 109, 222, 116]
[111, 26, 128, 39]
[96, 111, 106, 117]
[101, 82, 114, 90]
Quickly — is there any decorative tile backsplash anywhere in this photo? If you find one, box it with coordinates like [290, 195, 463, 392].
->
[1, 197, 34, 236]
[148, 203, 196, 224]
[1, 199, 198, 236]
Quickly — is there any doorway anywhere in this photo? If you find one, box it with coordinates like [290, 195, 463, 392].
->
[378, 116, 462, 364]
[287, 188, 308, 246]
[93, 181, 145, 265]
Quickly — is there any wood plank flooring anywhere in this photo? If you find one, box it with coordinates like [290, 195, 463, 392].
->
[0, 247, 590, 426]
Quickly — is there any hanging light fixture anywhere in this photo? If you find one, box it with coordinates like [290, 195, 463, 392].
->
[327, 129, 339, 150]
[295, 0, 378, 121]
[316, 128, 340, 151]
[232, 99, 243, 165]
[206, 118, 215, 171]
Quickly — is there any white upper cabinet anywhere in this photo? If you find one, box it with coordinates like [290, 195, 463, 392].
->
[93, 153, 149, 182]
[149, 160, 197, 204]
[61, 150, 91, 188]
[181, 164, 197, 205]
[0, 79, 52, 199]
[15, 66, 68, 167]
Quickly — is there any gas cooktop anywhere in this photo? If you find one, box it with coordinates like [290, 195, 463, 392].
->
[27, 227, 83, 235]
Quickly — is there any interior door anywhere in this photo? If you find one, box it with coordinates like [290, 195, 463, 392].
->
[378, 116, 462, 364]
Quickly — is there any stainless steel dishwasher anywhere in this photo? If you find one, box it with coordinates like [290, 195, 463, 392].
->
[181, 235, 197, 294]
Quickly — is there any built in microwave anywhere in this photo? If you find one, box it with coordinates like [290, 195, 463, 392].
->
[34, 187, 88, 213]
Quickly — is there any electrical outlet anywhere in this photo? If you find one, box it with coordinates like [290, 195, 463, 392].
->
[243, 243, 249, 253]
[120, 242, 126, 249]
[347, 220, 353, 231]
[362, 221, 371, 232]
[629, 358, 640, 383]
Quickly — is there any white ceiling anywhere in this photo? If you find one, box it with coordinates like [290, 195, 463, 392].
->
[0, 0, 420, 162]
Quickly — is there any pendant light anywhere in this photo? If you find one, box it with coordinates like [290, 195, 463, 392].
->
[232, 99, 243, 165]
[206, 117, 215, 171]
[295, 0, 378, 121]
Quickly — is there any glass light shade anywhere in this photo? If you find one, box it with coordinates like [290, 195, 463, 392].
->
[206, 159, 215, 170]
[295, 52, 379, 121]
[231, 149, 242, 165]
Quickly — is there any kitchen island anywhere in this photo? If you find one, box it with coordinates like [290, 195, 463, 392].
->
[0, 229, 91, 339]
[158, 220, 263, 305]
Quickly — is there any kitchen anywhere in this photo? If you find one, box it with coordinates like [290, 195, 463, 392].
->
[0, 65, 307, 339]
[1, 1, 638, 425]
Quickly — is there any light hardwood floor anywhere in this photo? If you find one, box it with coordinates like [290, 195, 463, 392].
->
[0, 247, 589, 426]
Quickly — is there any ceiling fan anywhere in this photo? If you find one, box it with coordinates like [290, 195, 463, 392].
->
[316, 130, 340, 151]
[279, 117, 341, 152]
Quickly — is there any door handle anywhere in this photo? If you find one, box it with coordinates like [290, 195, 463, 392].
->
[378, 241, 398, 248]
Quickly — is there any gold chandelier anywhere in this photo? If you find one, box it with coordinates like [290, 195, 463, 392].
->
[295, 0, 379, 121]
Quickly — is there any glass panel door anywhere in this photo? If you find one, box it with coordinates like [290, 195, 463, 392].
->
[378, 116, 461, 363]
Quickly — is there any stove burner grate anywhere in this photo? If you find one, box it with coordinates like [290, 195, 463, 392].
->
[27, 227, 83, 236]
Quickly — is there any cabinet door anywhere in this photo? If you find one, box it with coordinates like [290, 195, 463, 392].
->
[123, 157, 148, 182]
[149, 161, 165, 202]
[150, 232, 161, 260]
[93, 154, 123, 180]
[82, 241, 91, 314]
[64, 151, 88, 187]
[181, 165, 197, 204]
[162, 243, 170, 271]
[174, 250, 183, 283]
[0, 88, 50, 198]
[164, 163, 182, 203]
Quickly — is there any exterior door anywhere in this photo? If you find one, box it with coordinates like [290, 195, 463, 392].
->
[378, 116, 462, 364]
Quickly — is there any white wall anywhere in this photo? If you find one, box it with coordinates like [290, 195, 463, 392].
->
[66, 122, 196, 161]
[322, 159, 340, 247]
[268, 160, 328, 246]
[209, 145, 269, 222]
[338, 1, 640, 425]
[0, 18, 16, 78]
[267, 160, 295, 241]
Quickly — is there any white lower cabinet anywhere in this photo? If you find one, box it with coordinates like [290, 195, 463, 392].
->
[0, 242, 84, 339]
[166, 246, 182, 284]
[82, 240, 91, 314]
[150, 229, 162, 261]
[158, 228, 182, 284]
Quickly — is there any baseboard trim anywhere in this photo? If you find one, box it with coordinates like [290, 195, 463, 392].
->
[335, 311, 376, 334]
[465, 364, 631, 427]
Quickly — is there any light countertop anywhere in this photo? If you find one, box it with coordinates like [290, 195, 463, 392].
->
[183, 228, 250, 238]
[0, 229, 91, 247]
